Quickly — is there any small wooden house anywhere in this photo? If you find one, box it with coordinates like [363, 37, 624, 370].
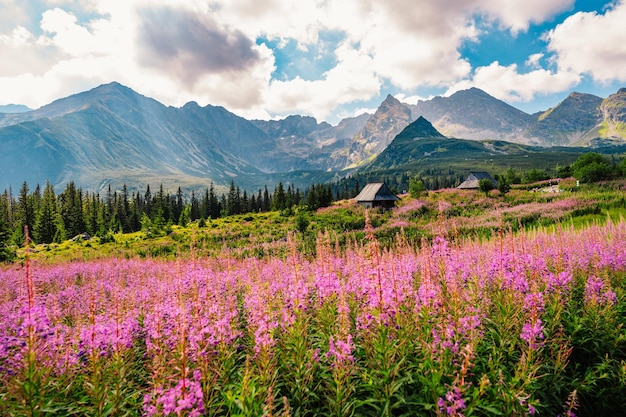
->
[354, 182, 399, 209]
[457, 172, 497, 189]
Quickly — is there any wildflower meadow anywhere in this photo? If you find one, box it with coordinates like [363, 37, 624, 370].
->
[1, 215, 626, 416]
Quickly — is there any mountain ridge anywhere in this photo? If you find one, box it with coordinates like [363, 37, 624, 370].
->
[1, 82, 625, 193]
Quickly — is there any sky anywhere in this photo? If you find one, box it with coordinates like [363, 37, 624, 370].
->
[1, 0, 625, 125]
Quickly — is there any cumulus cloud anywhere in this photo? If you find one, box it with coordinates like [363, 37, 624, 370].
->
[264, 41, 381, 120]
[445, 61, 580, 102]
[525, 53, 544, 69]
[135, 6, 262, 86]
[546, 0, 626, 82]
[39, 8, 104, 56]
[477, 0, 575, 33]
[0, 0, 612, 121]
[0, 25, 60, 78]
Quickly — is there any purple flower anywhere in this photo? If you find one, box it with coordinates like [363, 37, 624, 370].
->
[438, 386, 466, 416]
[523, 292, 545, 314]
[584, 276, 617, 306]
[520, 319, 544, 350]
[148, 371, 205, 416]
[326, 334, 355, 367]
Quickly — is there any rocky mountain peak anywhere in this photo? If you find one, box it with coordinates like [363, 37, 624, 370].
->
[381, 94, 401, 106]
[344, 92, 412, 168]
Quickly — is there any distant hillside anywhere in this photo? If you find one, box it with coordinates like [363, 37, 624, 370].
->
[0, 83, 364, 192]
[358, 116, 611, 184]
[526, 92, 603, 145]
[0, 104, 32, 114]
[0, 83, 269, 192]
[251, 113, 369, 171]
[597, 88, 626, 140]
[362, 116, 446, 170]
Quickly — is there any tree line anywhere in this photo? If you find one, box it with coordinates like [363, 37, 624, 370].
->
[2, 151, 624, 262]
[0, 179, 334, 257]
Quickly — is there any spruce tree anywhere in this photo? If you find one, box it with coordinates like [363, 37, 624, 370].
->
[273, 182, 286, 211]
[0, 214, 13, 262]
[34, 181, 63, 244]
[60, 181, 85, 237]
[262, 186, 271, 212]
[209, 183, 220, 219]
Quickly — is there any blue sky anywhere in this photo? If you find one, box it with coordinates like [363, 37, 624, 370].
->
[1, 0, 625, 124]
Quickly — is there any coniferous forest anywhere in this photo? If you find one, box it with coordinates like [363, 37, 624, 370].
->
[0, 180, 336, 249]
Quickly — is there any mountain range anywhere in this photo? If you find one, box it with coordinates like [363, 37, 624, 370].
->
[0, 82, 625, 193]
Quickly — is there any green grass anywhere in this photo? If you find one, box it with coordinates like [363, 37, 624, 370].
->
[16, 179, 626, 264]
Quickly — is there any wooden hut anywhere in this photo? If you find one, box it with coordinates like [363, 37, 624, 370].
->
[354, 182, 399, 209]
[457, 172, 497, 189]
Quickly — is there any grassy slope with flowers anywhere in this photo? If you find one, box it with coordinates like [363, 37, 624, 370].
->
[1, 178, 626, 416]
[17, 178, 626, 263]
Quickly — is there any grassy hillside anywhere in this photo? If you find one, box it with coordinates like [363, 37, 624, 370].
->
[18, 178, 626, 263]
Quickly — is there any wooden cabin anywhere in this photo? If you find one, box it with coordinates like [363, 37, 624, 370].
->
[354, 182, 399, 209]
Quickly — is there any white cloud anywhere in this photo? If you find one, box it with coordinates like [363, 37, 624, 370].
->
[525, 53, 544, 69]
[0, 25, 33, 47]
[263, 41, 381, 120]
[0, 25, 60, 79]
[477, 0, 575, 33]
[546, 0, 626, 83]
[445, 61, 580, 102]
[0, 0, 604, 121]
[395, 93, 430, 105]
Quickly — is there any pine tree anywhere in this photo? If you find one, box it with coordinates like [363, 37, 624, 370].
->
[200, 188, 210, 220]
[273, 182, 287, 211]
[242, 190, 249, 213]
[59, 181, 85, 237]
[0, 212, 13, 261]
[34, 181, 63, 244]
[190, 191, 200, 221]
[144, 185, 152, 217]
[129, 192, 142, 232]
[306, 184, 318, 210]
[118, 184, 131, 232]
[83, 192, 99, 236]
[209, 183, 220, 219]
[262, 186, 271, 212]
[13, 181, 34, 244]
[174, 187, 184, 223]
[226, 181, 241, 215]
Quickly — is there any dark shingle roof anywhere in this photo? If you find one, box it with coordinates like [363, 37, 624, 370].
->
[457, 172, 497, 189]
[354, 182, 399, 202]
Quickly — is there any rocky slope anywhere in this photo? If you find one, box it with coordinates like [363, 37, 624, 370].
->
[526, 92, 603, 145]
[345, 94, 413, 168]
[408, 87, 532, 143]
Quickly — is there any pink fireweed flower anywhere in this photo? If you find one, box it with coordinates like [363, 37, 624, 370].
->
[432, 236, 450, 259]
[520, 319, 544, 350]
[326, 334, 355, 367]
[584, 276, 617, 306]
[523, 292, 545, 315]
[395, 199, 427, 215]
[438, 386, 466, 416]
[458, 314, 482, 338]
[546, 271, 573, 296]
[252, 318, 277, 357]
[416, 280, 442, 311]
[145, 370, 205, 416]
